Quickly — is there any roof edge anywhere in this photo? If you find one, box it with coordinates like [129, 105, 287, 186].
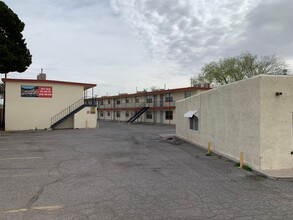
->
[1, 78, 96, 88]
[97, 86, 211, 99]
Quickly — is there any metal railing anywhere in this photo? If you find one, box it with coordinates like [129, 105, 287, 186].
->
[98, 100, 175, 109]
[127, 102, 148, 123]
[51, 97, 87, 126]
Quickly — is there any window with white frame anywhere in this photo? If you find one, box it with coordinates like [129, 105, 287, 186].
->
[165, 93, 173, 102]
[146, 111, 152, 119]
[116, 99, 121, 105]
[184, 111, 199, 131]
[146, 95, 153, 103]
[165, 111, 173, 120]
[100, 111, 104, 117]
[100, 100, 104, 105]
[126, 111, 130, 117]
[190, 116, 199, 131]
[107, 111, 110, 116]
[116, 111, 120, 118]
[184, 91, 191, 98]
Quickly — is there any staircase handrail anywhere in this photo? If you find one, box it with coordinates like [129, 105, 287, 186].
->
[138, 102, 146, 108]
[127, 102, 148, 123]
[51, 97, 85, 126]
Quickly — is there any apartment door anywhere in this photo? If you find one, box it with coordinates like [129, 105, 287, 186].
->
[160, 94, 164, 107]
[160, 111, 164, 123]
[154, 95, 157, 107]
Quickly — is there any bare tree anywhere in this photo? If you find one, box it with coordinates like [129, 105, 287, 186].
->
[191, 52, 288, 87]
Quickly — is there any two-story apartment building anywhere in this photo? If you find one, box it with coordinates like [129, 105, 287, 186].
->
[2, 74, 97, 131]
[97, 86, 210, 124]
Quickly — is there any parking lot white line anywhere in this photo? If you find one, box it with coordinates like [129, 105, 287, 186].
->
[0, 157, 43, 161]
[4, 205, 63, 213]
[0, 148, 18, 151]
[0, 172, 59, 178]
[0, 148, 38, 151]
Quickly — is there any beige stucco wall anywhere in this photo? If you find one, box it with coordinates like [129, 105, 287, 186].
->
[176, 76, 262, 170]
[54, 116, 74, 129]
[259, 76, 293, 170]
[176, 75, 293, 171]
[5, 80, 91, 131]
[74, 107, 97, 129]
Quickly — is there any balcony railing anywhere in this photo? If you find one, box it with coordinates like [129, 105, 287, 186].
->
[98, 100, 175, 109]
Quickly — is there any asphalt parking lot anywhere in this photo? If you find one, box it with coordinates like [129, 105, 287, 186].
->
[1, 121, 293, 220]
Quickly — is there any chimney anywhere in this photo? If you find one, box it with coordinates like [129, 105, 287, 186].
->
[37, 68, 46, 80]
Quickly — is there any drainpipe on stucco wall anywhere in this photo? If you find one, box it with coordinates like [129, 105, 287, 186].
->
[2, 73, 7, 130]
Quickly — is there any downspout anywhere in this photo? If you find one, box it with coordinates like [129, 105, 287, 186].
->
[92, 87, 94, 105]
[169, 92, 171, 125]
[2, 73, 7, 130]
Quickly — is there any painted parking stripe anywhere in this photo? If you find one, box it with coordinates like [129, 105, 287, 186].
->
[0, 148, 39, 151]
[0, 157, 43, 161]
[0, 172, 59, 178]
[5, 205, 63, 213]
[0, 148, 19, 151]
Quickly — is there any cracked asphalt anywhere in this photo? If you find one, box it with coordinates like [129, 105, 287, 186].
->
[1, 121, 293, 220]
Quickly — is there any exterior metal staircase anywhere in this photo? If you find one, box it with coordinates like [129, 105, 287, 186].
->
[50, 97, 96, 129]
[127, 102, 149, 123]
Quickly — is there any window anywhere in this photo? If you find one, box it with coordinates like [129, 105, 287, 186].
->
[100, 112, 104, 117]
[100, 100, 104, 105]
[146, 111, 152, 119]
[190, 116, 199, 131]
[116, 99, 121, 105]
[165, 111, 173, 120]
[107, 111, 110, 116]
[184, 111, 199, 131]
[135, 97, 139, 103]
[126, 98, 129, 103]
[146, 95, 153, 103]
[185, 91, 191, 98]
[108, 99, 111, 104]
[116, 111, 120, 118]
[126, 111, 129, 117]
[165, 94, 173, 102]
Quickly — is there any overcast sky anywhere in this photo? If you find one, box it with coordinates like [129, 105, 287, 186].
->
[3, 0, 293, 96]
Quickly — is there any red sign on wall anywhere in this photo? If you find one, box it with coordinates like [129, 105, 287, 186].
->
[38, 86, 52, 98]
[21, 85, 52, 98]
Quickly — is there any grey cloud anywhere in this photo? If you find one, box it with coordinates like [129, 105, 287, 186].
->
[110, 0, 262, 75]
[239, 0, 293, 57]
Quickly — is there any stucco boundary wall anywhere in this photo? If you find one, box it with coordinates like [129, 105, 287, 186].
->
[176, 75, 293, 171]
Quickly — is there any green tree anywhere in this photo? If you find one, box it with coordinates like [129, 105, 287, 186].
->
[149, 86, 162, 91]
[191, 52, 287, 87]
[0, 1, 32, 74]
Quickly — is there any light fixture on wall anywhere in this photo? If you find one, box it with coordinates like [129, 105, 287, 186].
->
[275, 92, 282, 96]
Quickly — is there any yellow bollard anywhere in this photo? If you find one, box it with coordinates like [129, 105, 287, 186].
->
[240, 152, 244, 168]
[208, 142, 211, 154]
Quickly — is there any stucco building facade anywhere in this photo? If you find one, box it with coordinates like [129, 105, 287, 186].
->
[2, 76, 97, 131]
[176, 75, 293, 171]
[97, 86, 210, 124]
